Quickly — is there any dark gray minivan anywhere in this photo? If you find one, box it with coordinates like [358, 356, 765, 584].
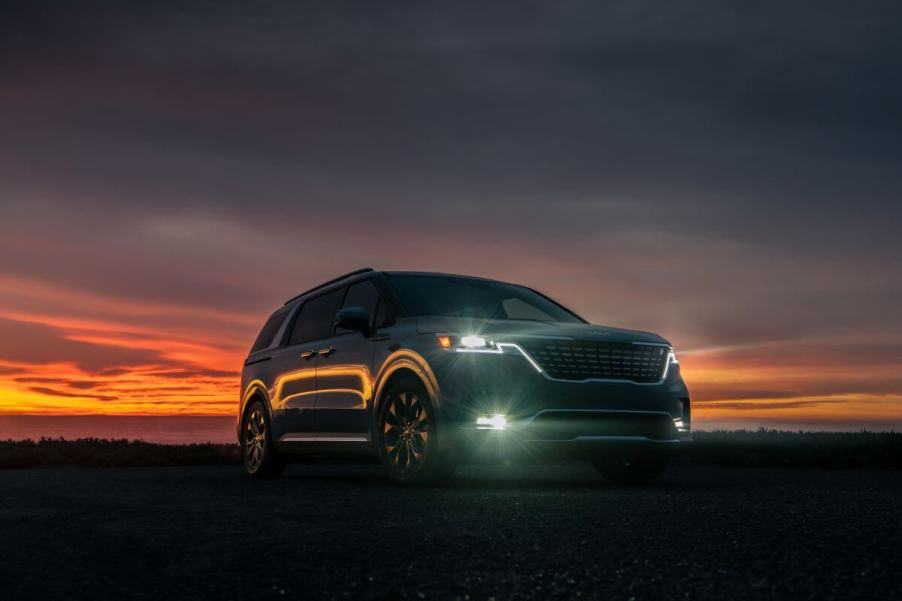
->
[239, 268, 691, 484]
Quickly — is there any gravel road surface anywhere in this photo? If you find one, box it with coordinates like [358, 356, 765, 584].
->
[1, 464, 899, 600]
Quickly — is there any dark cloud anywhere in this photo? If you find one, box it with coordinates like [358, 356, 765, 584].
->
[0, 2, 899, 420]
[0, 318, 162, 372]
[150, 368, 238, 380]
[27, 386, 118, 402]
[695, 399, 847, 411]
[14, 377, 100, 390]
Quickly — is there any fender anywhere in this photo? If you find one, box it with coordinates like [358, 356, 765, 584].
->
[371, 348, 441, 421]
[237, 379, 273, 441]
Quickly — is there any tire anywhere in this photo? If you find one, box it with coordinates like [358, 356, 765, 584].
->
[242, 400, 286, 478]
[376, 375, 456, 485]
[593, 452, 669, 484]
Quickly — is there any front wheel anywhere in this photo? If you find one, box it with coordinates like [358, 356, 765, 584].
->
[593, 453, 669, 484]
[377, 376, 456, 485]
[242, 401, 285, 478]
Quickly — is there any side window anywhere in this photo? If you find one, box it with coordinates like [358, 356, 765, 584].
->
[336, 279, 381, 335]
[287, 288, 344, 346]
[250, 307, 290, 353]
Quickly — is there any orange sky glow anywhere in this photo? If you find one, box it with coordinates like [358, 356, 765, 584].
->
[1, 271, 899, 430]
[2, 4, 900, 432]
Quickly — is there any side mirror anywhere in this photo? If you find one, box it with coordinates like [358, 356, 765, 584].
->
[334, 306, 372, 336]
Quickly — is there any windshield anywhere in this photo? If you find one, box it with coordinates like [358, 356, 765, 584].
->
[386, 275, 585, 323]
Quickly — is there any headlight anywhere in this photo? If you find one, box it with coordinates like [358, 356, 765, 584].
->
[460, 335, 487, 348]
[436, 334, 496, 351]
[661, 348, 678, 379]
[434, 334, 544, 373]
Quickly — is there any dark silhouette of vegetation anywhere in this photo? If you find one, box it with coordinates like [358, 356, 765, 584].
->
[1, 429, 900, 469]
[0, 437, 240, 469]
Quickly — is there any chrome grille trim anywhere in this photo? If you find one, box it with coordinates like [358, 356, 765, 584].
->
[519, 340, 670, 383]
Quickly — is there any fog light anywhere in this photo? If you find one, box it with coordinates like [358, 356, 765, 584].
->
[476, 414, 507, 430]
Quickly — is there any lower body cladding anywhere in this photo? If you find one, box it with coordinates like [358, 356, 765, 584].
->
[431, 350, 692, 462]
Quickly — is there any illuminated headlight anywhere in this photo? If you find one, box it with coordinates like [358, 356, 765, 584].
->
[476, 414, 507, 430]
[461, 335, 487, 348]
[433, 334, 544, 373]
[436, 334, 496, 351]
[660, 348, 679, 380]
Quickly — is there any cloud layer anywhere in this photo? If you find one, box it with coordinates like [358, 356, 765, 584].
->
[0, 1, 900, 427]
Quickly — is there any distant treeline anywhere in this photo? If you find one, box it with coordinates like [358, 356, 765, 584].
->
[1, 430, 900, 469]
[0, 437, 240, 469]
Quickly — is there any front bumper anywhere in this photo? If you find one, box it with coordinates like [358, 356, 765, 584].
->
[428, 347, 692, 457]
[456, 409, 688, 461]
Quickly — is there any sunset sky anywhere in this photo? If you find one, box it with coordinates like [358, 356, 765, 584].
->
[1, 2, 900, 430]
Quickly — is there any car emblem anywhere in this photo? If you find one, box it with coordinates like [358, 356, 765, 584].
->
[586, 329, 610, 336]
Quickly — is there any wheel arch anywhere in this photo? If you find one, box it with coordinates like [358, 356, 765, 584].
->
[238, 381, 272, 442]
[371, 350, 441, 426]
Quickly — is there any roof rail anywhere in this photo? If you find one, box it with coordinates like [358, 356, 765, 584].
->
[283, 267, 374, 305]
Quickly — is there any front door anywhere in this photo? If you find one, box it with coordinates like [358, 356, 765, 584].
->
[314, 278, 383, 437]
[275, 286, 345, 441]
[267, 343, 317, 440]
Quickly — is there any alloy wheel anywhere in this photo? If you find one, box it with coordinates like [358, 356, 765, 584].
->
[244, 407, 267, 472]
[383, 391, 430, 473]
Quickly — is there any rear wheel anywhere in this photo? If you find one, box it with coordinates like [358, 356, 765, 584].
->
[242, 400, 285, 478]
[377, 376, 456, 484]
[594, 453, 669, 484]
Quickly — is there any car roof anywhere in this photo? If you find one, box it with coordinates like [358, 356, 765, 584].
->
[283, 268, 375, 305]
[381, 270, 499, 281]
[283, 269, 528, 306]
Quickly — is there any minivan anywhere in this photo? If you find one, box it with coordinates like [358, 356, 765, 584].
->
[240, 268, 691, 484]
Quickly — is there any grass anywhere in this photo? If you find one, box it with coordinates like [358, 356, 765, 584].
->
[1, 429, 900, 469]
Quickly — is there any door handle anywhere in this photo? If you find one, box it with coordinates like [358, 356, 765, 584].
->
[317, 346, 335, 357]
[300, 350, 315, 360]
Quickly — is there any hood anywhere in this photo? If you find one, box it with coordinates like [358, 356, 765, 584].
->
[414, 316, 669, 346]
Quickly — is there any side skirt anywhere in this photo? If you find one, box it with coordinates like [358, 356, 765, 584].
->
[276, 432, 377, 460]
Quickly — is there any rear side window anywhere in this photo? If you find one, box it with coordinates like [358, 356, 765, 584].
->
[336, 279, 381, 335]
[287, 288, 344, 345]
[250, 307, 290, 353]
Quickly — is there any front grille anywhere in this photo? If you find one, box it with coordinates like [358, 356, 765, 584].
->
[520, 340, 668, 383]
